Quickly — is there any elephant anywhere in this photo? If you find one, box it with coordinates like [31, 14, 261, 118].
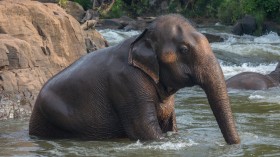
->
[29, 14, 240, 144]
[226, 62, 280, 90]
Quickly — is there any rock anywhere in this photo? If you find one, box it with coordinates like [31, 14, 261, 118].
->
[0, 35, 33, 70]
[0, 0, 87, 110]
[93, 0, 115, 16]
[124, 20, 147, 31]
[81, 9, 100, 23]
[83, 29, 109, 53]
[97, 19, 125, 29]
[202, 33, 224, 43]
[96, 16, 153, 31]
[0, 0, 108, 119]
[81, 20, 98, 30]
[262, 21, 280, 35]
[232, 23, 243, 36]
[119, 16, 135, 26]
[232, 15, 257, 35]
[64, 1, 85, 22]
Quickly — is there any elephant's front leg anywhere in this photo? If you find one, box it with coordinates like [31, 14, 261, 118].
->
[111, 76, 166, 140]
[157, 95, 177, 133]
[118, 100, 164, 140]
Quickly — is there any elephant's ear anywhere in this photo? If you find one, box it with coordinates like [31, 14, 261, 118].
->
[128, 29, 159, 83]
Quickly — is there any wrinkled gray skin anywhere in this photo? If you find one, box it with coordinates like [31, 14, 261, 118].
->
[29, 14, 240, 144]
[226, 62, 280, 90]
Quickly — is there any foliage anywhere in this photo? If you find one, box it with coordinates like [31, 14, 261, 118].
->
[100, 0, 150, 18]
[73, 0, 92, 10]
[217, 0, 243, 25]
[100, 0, 280, 25]
[217, 0, 280, 24]
[192, 0, 223, 17]
[168, 0, 182, 13]
[58, 0, 68, 7]
[102, 0, 124, 18]
[123, 0, 150, 17]
[242, 0, 280, 20]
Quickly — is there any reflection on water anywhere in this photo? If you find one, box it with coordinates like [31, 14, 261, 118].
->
[1, 28, 280, 156]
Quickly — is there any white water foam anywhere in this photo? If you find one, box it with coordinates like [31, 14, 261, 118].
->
[211, 32, 280, 56]
[248, 95, 265, 100]
[114, 139, 198, 151]
[254, 32, 280, 44]
[221, 63, 278, 78]
[248, 87, 280, 104]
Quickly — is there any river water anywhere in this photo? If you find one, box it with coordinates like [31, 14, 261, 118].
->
[0, 26, 280, 156]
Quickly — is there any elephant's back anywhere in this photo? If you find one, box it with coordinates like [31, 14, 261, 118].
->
[226, 72, 275, 90]
[31, 44, 129, 138]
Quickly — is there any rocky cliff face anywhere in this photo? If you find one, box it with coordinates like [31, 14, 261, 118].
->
[0, 0, 107, 119]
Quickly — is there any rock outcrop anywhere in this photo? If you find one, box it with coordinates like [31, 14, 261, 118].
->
[0, 0, 107, 119]
[64, 1, 86, 22]
[232, 15, 257, 36]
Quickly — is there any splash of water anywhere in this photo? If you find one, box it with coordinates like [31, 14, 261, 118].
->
[114, 139, 198, 151]
[221, 63, 278, 78]
[211, 31, 280, 59]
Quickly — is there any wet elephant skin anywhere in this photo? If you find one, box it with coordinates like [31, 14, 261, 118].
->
[29, 14, 240, 144]
[226, 62, 280, 90]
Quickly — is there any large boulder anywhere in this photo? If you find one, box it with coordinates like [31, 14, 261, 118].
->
[83, 28, 109, 53]
[81, 9, 100, 23]
[232, 15, 257, 35]
[64, 1, 85, 22]
[0, 0, 108, 119]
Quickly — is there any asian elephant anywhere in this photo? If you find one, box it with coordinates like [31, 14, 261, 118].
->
[226, 62, 280, 90]
[29, 14, 240, 144]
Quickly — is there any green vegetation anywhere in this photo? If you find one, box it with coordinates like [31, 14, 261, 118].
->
[103, 0, 280, 25]
[58, 0, 68, 7]
[58, 0, 91, 9]
[217, 1, 243, 25]
[73, 0, 92, 10]
[218, 0, 280, 25]
[67, 0, 279, 26]
[102, 0, 124, 18]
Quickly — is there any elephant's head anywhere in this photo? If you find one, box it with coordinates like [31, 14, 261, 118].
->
[129, 14, 240, 144]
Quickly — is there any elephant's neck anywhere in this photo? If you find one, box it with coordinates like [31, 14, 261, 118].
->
[154, 82, 177, 103]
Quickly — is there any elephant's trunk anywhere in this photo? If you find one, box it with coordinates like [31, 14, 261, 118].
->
[195, 55, 240, 145]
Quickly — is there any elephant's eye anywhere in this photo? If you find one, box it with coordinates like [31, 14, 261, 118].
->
[179, 45, 189, 54]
